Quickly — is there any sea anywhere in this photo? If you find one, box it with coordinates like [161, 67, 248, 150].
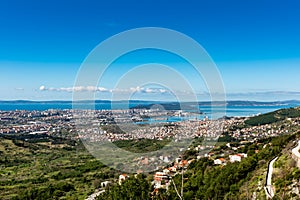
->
[0, 101, 298, 118]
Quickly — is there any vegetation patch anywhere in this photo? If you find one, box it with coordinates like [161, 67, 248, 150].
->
[245, 107, 300, 126]
[113, 138, 171, 153]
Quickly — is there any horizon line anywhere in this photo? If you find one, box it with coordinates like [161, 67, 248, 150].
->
[0, 99, 300, 103]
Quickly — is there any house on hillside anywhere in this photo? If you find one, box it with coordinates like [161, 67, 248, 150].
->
[178, 160, 188, 168]
[229, 153, 247, 163]
[118, 174, 129, 185]
[153, 172, 169, 189]
[169, 166, 177, 173]
[214, 158, 226, 165]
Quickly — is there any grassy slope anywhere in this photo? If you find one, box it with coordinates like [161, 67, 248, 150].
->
[0, 135, 116, 200]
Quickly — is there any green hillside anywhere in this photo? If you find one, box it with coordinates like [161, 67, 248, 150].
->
[0, 134, 116, 200]
[245, 107, 300, 126]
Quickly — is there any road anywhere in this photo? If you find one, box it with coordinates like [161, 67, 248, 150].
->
[85, 189, 105, 200]
[264, 156, 278, 199]
[292, 140, 300, 169]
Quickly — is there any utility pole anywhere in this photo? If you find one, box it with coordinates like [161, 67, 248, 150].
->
[181, 168, 184, 199]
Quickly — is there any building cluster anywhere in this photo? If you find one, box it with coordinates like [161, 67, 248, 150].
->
[76, 117, 227, 143]
[228, 118, 300, 141]
[117, 156, 193, 192]
[213, 153, 248, 165]
[0, 110, 74, 136]
[3, 108, 298, 142]
[0, 108, 186, 138]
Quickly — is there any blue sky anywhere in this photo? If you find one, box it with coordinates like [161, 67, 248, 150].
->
[0, 0, 300, 101]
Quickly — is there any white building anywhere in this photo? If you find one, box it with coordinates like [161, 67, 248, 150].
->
[229, 153, 247, 163]
[118, 174, 128, 185]
[214, 158, 226, 165]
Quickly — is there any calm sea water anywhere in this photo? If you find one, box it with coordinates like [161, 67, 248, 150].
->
[0, 102, 138, 111]
[0, 102, 296, 118]
[199, 105, 293, 118]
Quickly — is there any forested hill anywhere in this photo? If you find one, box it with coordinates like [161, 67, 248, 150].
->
[245, 107, 300, 126]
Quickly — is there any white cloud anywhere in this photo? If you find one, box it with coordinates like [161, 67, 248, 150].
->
[39, 85, 46, 91]
[39, 86, 109, 93]
[38, 85, 171, 94]
[129, 86, 169, 94]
